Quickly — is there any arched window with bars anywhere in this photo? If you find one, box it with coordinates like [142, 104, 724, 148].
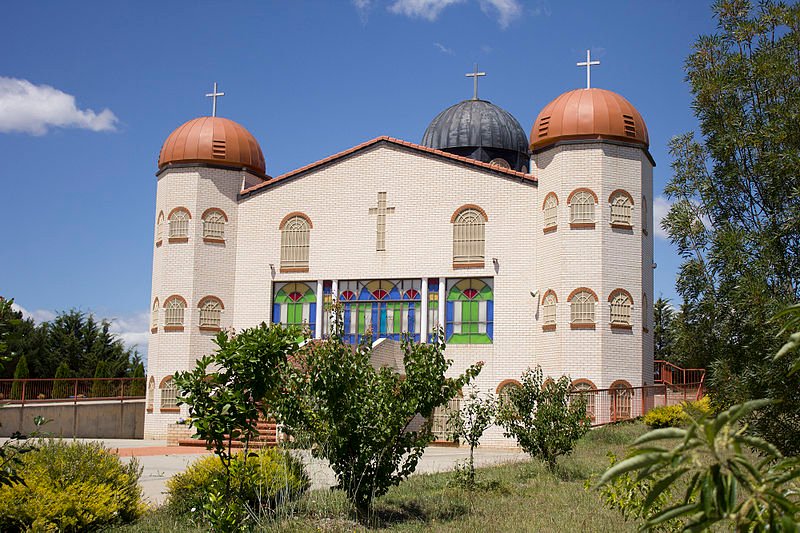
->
[569, 288, 597, 329]
[151, 298, 159, 333]
[146, 376, 155, 412]
[570, 379, 597, 422]
[202, 208, 227, 242]
[168, 208, 191, 242]
[452, 205, 487, 267]
[155, 211, 164, 245]
[280, 213, 311, 272]
[609, 190, 634, 228]
[160, 376, 179, 411]
[198, 296, 223, 331]
[542, 193, 558, 232]
[163, 295, 186, 332]
[568, 189, 597, 228]
[609, 289, 633, 329]
[542, 290, 557, 331]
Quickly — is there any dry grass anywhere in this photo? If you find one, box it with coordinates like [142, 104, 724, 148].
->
[113, 422, 648, 532]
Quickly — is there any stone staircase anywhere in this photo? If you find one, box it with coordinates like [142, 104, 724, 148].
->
[177, 418, 279, 449]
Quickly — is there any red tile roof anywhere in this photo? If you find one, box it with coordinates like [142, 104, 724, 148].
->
[240, 136, 536, 198]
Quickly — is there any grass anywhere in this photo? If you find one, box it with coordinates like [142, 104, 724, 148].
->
[112, 422, 648, 532]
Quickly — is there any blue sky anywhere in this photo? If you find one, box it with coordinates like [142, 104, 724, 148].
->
[0, 0, 717, 357]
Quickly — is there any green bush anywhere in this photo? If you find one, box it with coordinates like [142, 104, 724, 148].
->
[642, 398, 713, 428]
[165, 448, 310, 517]
[0, 440, 145, 532]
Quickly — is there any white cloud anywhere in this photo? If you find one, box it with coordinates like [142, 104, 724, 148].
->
[388, 0, 465, 21]
[479, 0, 521, 28]
[107, 312, 150, 358]
[530, 0, 551, 17]
[653, 195, 671, 240]
[433, 42, 455, 55]
[0, 77, 118, 135]
[11, 303, 56, 323]
[352, 0, 373, 22]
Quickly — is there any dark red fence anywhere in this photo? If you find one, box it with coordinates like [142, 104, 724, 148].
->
[568, 382, 705, 427]
[654, 360, 705, 387]
[0, 378, 146, 405]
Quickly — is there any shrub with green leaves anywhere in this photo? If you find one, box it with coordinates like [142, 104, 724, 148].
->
[166, 448, 309, 518]
[0, 440, 145, 532]
[642, 398, 712, 429]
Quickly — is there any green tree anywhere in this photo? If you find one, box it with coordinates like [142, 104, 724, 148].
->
[51, 362, 71, 399]
[10, 355, 29, 400]
[662, 0, 800, 452]
[447, 387, 496, 487]
[90, 360, 110, 397]
[652, 297, 675, 362]
[128, 362, 145, 396]
[497, 366, 589, 471]
[281, 309, 481, 515]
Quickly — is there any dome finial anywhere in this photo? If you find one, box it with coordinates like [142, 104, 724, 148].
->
[465, 64, 486, 100]
[205, 82, 225, 117]
[576, 50, 600, 89]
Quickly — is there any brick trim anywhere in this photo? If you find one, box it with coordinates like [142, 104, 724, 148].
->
[542, 324, 556, 332]
[203, 237, 225, 244]
[570, 322, 596, 330]
[567, 187, 598, 204]
[453, 262, 485, 269]
[167, 206, 192, 219]
[168, 237, 189, 244]
[542, 289, 558, 303]
[198, 295, 225, 310]
[450, 204, 488, 223]
[163, 325, 184, 332]
[159, 375, 174, 388]
[610, 222, 633, 230]
[610, 379, 633, 390]
[165, 294, 187, 306]
[570, 222, 596, 230]
[543, 225, 557, 234]
[496, 379, 522, 394]
[541, 192, 559, 209]
[199, 325, 222, 332]
[201, 207, 228, 222]
[608, 189, 634, 206]
[150, 327, 157, 334]
[279, 212, 313, 229]
[160, 407, 180, 413]
[608, 288, 634, 304]
[568, 287, 598, 301]
[280, 266, 310, 273]
[570, 378, 597, 391]
[610, 323, 633, 331]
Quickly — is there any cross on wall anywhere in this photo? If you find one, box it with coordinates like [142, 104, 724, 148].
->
[368, 192, 395, 251]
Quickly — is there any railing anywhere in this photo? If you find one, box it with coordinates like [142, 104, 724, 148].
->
[0, 378, 146, 405]
[654, 360, 705, 387]
[568, 382, 705, 427]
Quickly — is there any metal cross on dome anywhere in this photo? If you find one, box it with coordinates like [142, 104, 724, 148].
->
[205, 82, 225, 117]
[576, 50, 600, 89]
[465, 64, 486, 100]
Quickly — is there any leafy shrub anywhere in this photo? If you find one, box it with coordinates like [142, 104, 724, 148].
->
[642, 397, 713, 428]
[0, 440, 145, 532]
[166, 448, 309, 517]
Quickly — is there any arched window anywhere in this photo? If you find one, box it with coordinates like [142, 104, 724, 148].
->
[160, 376, 179, 411]
[568, 189, 597, 227]
[570, 379, 597, 422]
[452, 206, 487, 267]
[569, 288, 597, 328]
[446, 278, 493, 344]
[155, 211, 164, 245]
[543, 193, 558, 231]
[431, 390, 462, 442]
[280, 213, 311, 272]
[151, 298, 159, 332]
[164, 295, 186, 331]
[610, 380, 633, 421]
[202, 208, 227, 242]
[146, 376, 155, 412]
[609, 289, 633, 328]
[609, 190, 634, 227]
[542, 290, 557, 331]
[642, 195, 648, 234]
[168, 208, 191, 241]
[496, 380, 521, 408]
[198, 296, 223, 330]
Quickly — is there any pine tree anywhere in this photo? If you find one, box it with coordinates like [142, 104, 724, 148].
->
[52, 361, 71, 399]
[129, 362, 145, 396]
[10, 354, 29, 400]
[90, 360, 109, 398]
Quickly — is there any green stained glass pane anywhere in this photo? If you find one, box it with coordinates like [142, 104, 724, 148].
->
[358, 304, 366, 333]
[288, 304, 303, 325]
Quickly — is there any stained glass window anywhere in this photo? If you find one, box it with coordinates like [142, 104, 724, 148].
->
[427, 278, 440, 342]
[446, 278, 494, 344]
[273, 282, 316, 334]
[337, 279, 422, 344]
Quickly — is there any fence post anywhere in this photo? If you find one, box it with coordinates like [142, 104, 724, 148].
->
[641, 386, 646, 418]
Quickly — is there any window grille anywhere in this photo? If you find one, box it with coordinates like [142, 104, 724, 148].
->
[569, 191, 595, 223]
[610, 192, 633, 225]
[570, 381, 596, 420]
[570, 291, 596, 324]
[168, 209, 189, 238]
[147, 377, 154, 411]
[542, 293, 557, 325]
[431, 395, 461, 441]
[611, 383, 633, 421]
[151, 299, 159, 330]
[199, 298, 222, 328]
[156, 212, 164, 243]
[203, 210, 225, 240]
[610, 292, 632, 325]
[280, 216, 310, 269]
[164, 297, 185, 326]
[160, 378, 178, 409]
[543, 194, 558, 228]
[453, 209, 485, 264]
[497, 382, 520, 408]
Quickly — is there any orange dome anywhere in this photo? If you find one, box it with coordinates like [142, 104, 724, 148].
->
[530, 88, 648, 150]
[158, 116, 266, 176]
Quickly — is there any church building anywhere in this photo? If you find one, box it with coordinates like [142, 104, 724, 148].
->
[144, 68, 655, 442]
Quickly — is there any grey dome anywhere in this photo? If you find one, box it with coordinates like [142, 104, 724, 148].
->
[421, 99, 529, 154]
